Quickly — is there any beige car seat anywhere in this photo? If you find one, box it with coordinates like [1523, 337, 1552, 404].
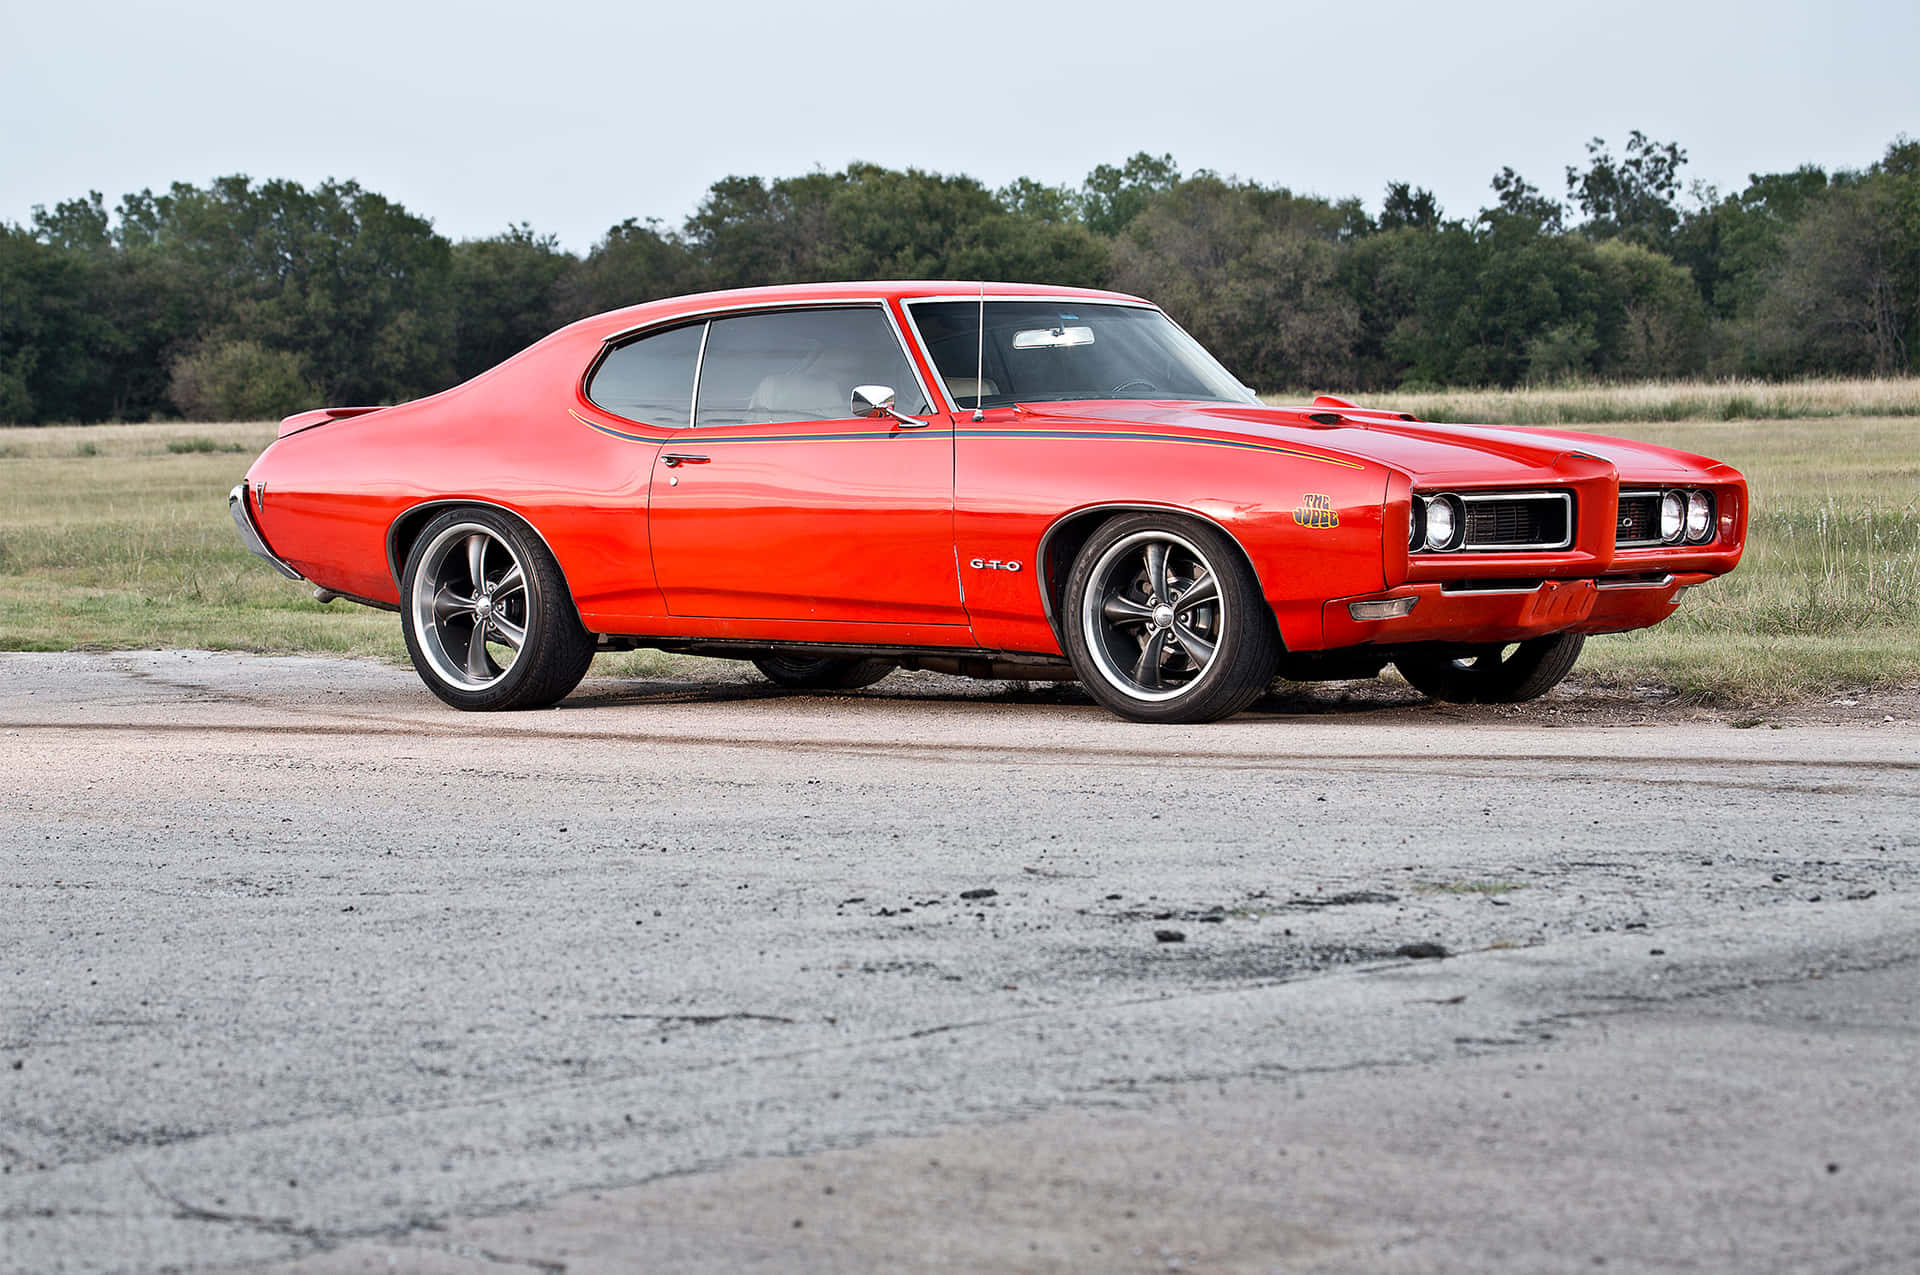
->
[943, 376, 1000, 403]
[748, 371, 848, 422]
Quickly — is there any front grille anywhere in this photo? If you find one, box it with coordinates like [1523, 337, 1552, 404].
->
[1459, 493, 1573, 550]
[1615, 491, 1663, 547]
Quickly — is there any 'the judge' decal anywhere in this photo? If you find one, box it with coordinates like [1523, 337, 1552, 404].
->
[1292, 493, 1339, 529]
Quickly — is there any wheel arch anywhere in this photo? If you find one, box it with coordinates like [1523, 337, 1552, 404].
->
[1035, 503, 1278, 652]
[387, 499, 574, 603]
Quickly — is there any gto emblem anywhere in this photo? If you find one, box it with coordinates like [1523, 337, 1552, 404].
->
[969, 558, 1022, 572]
[1292, 493, 1339, 529]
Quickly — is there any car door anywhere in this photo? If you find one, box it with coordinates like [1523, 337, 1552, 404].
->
[646, 304, 968, 626]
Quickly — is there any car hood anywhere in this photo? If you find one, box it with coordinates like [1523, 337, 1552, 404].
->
[1023, 401, 1725, 485]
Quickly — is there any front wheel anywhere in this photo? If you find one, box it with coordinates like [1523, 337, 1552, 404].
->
[400, 507, 596, 711]
[1062, 513, 1280, 724]
[1394, 633, 1585, 704]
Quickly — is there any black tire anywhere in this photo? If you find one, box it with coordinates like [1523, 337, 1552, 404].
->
[1061, 512, 1280, 724]
[751, 653, 895, 691]
[1395, 633, 1585, 704]
[400, 506, 595, 711]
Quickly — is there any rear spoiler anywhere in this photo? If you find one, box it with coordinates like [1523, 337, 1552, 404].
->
[278, 406, 387, 439]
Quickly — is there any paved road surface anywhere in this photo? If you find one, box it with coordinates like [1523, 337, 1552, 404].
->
[2, 652, 1916, 1273]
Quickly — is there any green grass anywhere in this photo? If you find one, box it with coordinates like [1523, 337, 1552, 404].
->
[165, 435, 248, 454]
[0, 422, 405, 659]
[2, 401, 1916, 704]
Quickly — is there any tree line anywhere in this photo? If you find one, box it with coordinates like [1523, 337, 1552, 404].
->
[2, 133, 1916, 423]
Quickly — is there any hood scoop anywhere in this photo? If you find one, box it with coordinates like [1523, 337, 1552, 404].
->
[1307, 395, 1420, 425]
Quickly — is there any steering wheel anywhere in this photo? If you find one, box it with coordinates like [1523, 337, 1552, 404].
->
[1108, 379, 1158, 395]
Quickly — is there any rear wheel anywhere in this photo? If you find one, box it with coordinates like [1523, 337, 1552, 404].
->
[1394, 633, 1585, 704]
[1062, 513, 1279, 724]
[401, 507, 595, 711]
[752, 653, 895, 691]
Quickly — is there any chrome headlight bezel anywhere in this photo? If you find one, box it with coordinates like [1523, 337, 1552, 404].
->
[1659, 490, 1686, 544]
[1684, 488, 1715, 543]
[1422, 494, 1464, 552]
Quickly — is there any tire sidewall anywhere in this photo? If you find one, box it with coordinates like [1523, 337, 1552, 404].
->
[1396, 632, 1585, 704]
[1062, 512, 1277, 724]
[751, 654, 895, 691]
[401, 507, 570, 711]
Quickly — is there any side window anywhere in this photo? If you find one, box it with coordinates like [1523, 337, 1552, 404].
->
[585, 322, 703, 428]
[694, 308, 930, 427]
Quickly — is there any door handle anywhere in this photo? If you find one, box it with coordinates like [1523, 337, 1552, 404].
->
[662, 453, 710, 468]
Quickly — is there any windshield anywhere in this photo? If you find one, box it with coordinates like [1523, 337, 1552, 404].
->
[908, 301, 1256, 409]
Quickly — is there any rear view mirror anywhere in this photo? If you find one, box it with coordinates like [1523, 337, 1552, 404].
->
[1012, 325, 1095, 350]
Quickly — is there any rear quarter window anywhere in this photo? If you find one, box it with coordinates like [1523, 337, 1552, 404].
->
[586, 323, 703, 427]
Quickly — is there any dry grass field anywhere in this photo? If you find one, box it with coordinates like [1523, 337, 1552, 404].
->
[2, 381, 1916, 704]
[1333, 375, 1920, 427]
[0, 422, 401, 659]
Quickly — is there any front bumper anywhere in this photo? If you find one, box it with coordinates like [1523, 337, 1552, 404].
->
[228, 484, 303, 580]
[1323, 571, 1713, 648]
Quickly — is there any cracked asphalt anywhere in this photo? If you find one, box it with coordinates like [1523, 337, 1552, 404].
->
[2, 651, 1918, 1273]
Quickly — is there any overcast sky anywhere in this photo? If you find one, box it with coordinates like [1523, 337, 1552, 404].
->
[3, 0, 1914, 253]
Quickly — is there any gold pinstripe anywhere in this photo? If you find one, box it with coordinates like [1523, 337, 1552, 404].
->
[567, 409, 1365, 469]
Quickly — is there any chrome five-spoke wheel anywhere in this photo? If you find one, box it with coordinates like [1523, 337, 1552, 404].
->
[399, 506, 596, 711]
[1063, 513, 1280, 723]
[1081, 530, 1225, 702]
[411, 521, 530, 690]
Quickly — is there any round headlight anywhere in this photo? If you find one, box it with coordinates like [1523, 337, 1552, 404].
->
[1685, 489, 1713, 543]
[1423, 495, 1461, 551]
[1659, 490, 1686, 543]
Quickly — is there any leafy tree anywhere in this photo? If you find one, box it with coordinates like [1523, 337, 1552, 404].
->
[681, 164, 1107, 289]
[31, 191, 113, 252]
[955, 214, 1109, 289]
[1486, 167, 1564, 234]
[684, 174, 814, 288]
[1385, 220, 1610, 387]
[811, 164, 1006, 279]
[23, 191, 205, 420]
[167, 338, 317, 420]
[451, 225, 578, 379]
[996, 176, 1081, 224]
[560, 217, 706, 319]
[99, 176, 456, 404]
[1378, 182, 1442, 233]
[1749, 147, 1919, 375]
[12, 136, 1920, 421]
[0, 223, 118, 422]
[1112, 176, 1358, 388]
[1337, 228, 1428, 388]
[1565, 131, 1689, 246]
[1672, 166, 1831, 317]
[1590, 240, 1709, 378]
[1081, 153, 1181, 237]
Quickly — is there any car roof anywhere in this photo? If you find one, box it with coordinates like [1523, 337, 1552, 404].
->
[581, 281, 1154, 341]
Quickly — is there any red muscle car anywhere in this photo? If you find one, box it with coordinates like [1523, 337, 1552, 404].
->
[229, 282, 1747, 723]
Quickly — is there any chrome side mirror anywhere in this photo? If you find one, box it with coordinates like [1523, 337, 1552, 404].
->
[851, 384, 897, 417]
[850, 384, 925, 427]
